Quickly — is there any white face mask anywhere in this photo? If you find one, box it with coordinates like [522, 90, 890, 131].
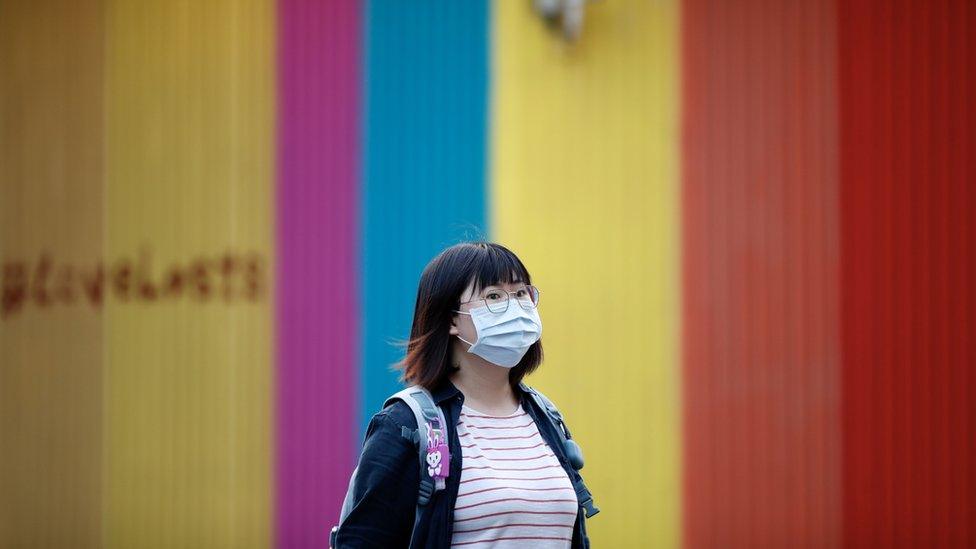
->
[453, 301, 543, 368]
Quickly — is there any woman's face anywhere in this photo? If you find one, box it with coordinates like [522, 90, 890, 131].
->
[449, 279, 530, 346]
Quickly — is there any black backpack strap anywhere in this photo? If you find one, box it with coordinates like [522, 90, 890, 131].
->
[520, 383, 600, 518]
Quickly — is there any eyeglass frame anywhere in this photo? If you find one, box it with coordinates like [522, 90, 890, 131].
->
[455, 284, 541, 314]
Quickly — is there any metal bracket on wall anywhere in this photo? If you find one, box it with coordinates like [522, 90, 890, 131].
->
[532, 0, 597, 43]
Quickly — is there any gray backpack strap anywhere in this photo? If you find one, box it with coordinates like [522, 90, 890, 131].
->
[520, 383, 600, 518]
[383, 386, 448, 506]
[383, 386, 449, 548]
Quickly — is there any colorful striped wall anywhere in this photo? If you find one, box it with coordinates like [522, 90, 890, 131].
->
[1, 0, 972, 547]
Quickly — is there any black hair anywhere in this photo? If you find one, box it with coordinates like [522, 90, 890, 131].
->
[395, 241, 543, 390]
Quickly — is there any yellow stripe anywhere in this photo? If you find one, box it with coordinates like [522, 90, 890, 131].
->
[491, 1, 681, 546]
[103, 1, 275, 546]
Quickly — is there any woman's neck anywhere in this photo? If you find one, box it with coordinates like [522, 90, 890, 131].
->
[448, 354, 520, 416]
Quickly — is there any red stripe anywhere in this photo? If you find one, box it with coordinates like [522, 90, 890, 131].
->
[457, 485, 575, 499]
[451, 535, 572, 546]
[838, 1, 976, 546]
[461, 463, 563, 473]
[460, 474, 567, 485]
[453, 510, 577, 524]
[460, 411, 528, 420]
[452, 523, 573, 534]
[456, 421, 534, 430]
[460, 441, 547, 451]
[458, 431, 540, 441]
[454, 497, 578, 512]
[462, 453, 550, 463]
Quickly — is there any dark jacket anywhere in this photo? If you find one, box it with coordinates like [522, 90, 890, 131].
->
[333, 378, 593, 548]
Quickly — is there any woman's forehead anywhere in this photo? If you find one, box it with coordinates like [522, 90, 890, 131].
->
[465, 277, 525, 295]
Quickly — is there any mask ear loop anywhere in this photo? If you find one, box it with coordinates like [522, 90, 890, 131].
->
[452, 309, 475, 348]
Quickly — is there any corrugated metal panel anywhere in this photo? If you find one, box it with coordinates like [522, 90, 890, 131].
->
[839, 0, 976, 546]
[0, 2, 105, 546]
[361, 0, 489, 434]
[102, 1, 275, 545]
[681, 0, 842, 546]
[492, 1, 682, 547]
[275, 0, 360, 545]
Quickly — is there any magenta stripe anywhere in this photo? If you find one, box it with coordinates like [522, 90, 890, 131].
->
[275, 0, 359, 546]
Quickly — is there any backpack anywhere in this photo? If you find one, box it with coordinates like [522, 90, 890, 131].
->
[329, 383, 599, 548]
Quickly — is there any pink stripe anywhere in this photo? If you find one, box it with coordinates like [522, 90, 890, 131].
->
[454, 510, 578, 524]
[460, 474, 568, 485]
[454, 497, 579, 512]
[451, 536, 573, 546]
[276, 0, 359, 546]
[457, 485, 576, 498]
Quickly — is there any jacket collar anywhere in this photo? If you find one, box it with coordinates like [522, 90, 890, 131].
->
[429, 377, 532, 405]
[430, 378, 462, 404]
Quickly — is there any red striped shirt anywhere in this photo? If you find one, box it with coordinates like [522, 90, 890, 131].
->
[450, 403, 577, 548]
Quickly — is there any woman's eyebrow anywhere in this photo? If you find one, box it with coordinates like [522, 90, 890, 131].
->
[482, 282, 524, 294]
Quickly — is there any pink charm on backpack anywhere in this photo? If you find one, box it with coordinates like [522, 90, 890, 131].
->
[425, 423, 450, 489]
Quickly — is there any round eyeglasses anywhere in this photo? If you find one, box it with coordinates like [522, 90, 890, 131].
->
[458, 285, 541, 314]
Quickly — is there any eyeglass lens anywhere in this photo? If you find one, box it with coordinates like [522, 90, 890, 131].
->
[482, 285, 540, 313]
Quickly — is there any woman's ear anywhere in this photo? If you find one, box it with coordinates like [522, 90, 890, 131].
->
[449, 317, 459, 336]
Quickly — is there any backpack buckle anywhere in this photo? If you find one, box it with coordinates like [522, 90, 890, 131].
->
[417, 478, 435, 506]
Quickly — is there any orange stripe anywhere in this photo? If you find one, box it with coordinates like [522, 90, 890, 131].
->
[681, 0, 842, 546]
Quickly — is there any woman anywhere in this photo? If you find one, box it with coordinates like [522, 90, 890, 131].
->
[334, 241, 595, 548]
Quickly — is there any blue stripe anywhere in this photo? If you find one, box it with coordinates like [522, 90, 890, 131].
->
[360, 0, 489, 436]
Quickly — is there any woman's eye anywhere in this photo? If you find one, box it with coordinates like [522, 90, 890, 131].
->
[486, 292, 502, 300]
[516, 289, 528, 297]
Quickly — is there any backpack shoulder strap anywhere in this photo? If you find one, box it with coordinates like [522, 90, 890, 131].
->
[384, 385, 450, 549]
[330, 386, 449, 549]
[519, 382, 600, 518]
[383, 385, 449, 506]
